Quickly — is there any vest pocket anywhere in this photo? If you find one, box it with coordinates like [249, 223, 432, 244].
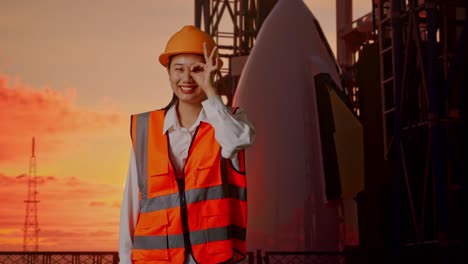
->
[203, 210, 233, 258]
[133, 210, 170, 261]
[135, 210, 169, 235]
[194, 165, 222, 188]
[148, 172, 176, 197]
[207, 240, 234, 262]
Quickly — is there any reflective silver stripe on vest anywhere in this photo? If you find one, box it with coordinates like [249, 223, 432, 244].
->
[140, 184, 247, 213]
[135, 112, 150, 201]
[134, 225, 246, 250]
[228, 184, 247, 201]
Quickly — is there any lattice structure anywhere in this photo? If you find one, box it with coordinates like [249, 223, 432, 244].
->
[264, 252, 346, 264]
[23, 137, 40, 252]
[194, 0, 270, 64]
[373, 0, 467, 247]
[339, 2, 376, 116]
[246, 251, 255, 264]
[0, 252, 119, 264]
[194, 0, 277, 105]
[262, 250, 468, 264]
[1, 250, 467, 264]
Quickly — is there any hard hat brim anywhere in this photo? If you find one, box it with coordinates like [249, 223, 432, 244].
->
[159, 51, 224, 68]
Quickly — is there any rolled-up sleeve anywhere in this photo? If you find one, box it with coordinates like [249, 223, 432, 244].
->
[119, 147, 140, 264]
[202, 95, 256, 159]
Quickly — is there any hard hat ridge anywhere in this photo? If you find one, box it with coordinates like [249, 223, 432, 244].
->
[159, 25, 223, 68]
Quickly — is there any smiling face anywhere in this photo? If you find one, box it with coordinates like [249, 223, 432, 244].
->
[168, 54, 206, 105]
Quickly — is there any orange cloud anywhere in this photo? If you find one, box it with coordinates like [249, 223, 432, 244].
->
[89, 201, 107, 207]
[0, 173, 123, 251]
[111, 202, 121, 208]
[0, 73, 126, 164]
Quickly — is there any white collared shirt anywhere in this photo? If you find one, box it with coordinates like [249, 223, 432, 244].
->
[119, 96, 255, 264]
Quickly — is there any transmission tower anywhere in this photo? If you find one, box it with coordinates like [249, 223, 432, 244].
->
[23, 137, 40, 251]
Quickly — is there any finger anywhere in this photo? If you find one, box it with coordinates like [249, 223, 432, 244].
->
[212, 56, 219, 70]
[190, 62, 205, 72]
[203, 42, 209, 63]
[208, 46, 218, 66]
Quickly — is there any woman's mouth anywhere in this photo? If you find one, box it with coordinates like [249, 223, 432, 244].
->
[179, 85, 197, 94]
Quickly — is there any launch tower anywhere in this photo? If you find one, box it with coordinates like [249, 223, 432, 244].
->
[194, 0, 278, 105]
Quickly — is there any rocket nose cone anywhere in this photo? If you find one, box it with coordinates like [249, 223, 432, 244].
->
[233, 0, 345, 252]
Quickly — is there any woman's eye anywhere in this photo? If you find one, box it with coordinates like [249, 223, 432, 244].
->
[191, 66, 203, 73]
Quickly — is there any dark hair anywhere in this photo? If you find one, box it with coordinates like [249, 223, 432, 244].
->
[163, 56, 178, 111]
[167, 56, 173, 70]
[163, 93, 178, 111]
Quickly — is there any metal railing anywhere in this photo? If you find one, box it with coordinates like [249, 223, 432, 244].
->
[263, 251, 346, 264]
[259, 249, 467, 264]
[0, 252, 118, 264]
[1, 249, 466, 264]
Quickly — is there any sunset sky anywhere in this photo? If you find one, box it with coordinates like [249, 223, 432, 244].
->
[0, 0, 371, 251]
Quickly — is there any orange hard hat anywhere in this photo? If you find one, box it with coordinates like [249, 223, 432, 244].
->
[159, 25, 223, 68]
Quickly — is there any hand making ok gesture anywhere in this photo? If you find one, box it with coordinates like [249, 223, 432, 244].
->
[189, 42, 221, 98]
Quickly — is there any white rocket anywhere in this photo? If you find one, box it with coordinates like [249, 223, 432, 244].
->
[234, 0, 364, 251]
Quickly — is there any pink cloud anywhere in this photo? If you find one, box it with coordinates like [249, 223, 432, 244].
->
[0, 73, 126, 163]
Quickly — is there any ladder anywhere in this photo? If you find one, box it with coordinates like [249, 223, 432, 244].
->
[377, 0, 395, 160]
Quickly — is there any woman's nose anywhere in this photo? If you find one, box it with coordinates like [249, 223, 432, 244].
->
[182, 67, 192, 80]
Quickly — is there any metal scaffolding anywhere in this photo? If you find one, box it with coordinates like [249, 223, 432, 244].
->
[194, 0, 277, 105]
[374, 0, 467, 248]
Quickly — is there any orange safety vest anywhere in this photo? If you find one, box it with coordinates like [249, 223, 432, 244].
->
[130, 109, 247, 264]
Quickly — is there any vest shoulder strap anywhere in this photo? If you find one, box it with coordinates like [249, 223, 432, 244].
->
[130, 110, 165, 200]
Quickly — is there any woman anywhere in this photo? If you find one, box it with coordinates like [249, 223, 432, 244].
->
[119, 25, 255, 264]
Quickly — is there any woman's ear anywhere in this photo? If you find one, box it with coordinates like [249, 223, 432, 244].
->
[167, 56, 173, 71]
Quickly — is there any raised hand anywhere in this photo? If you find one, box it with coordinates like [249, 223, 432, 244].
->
[189, 42, 220, 98]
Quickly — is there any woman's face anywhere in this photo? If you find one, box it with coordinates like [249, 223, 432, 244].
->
[168, 54, 206, 105]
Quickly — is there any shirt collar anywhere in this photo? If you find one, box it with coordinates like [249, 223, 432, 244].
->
[162, 101, 208, 134]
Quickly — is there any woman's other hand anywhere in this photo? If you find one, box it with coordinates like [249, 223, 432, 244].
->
[189, 42, 220, 98]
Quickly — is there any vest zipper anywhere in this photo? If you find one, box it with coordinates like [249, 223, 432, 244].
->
[167, 125, 201, 261]
[176, 176, 191, 256]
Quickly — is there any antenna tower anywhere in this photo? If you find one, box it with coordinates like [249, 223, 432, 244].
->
[23, 137, 40, 251]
